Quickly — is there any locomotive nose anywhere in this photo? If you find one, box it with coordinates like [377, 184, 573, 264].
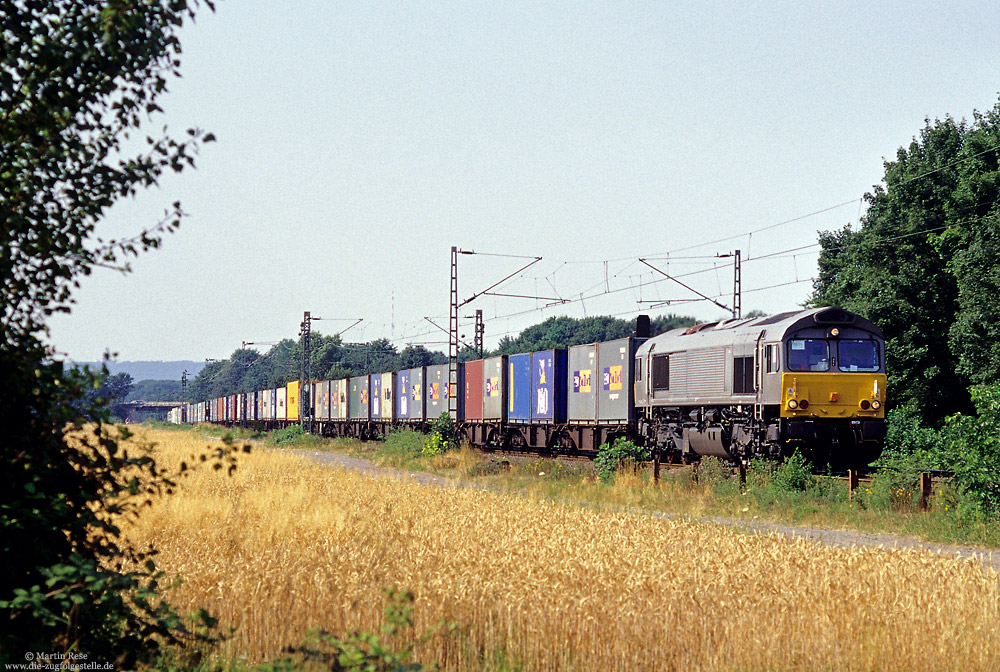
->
[782, 373, 886, 419]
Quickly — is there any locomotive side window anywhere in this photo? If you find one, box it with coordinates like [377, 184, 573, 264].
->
[635, 357, 642, 381]
[838, 340, 880, 372]
[765, 344, 780, 373]
[733, 356, 754, 393]
[787, 339, 829, 372]
[651, 354, 669, 391]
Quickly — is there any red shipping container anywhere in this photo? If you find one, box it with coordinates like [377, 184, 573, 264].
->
[464, 359, 484, 422]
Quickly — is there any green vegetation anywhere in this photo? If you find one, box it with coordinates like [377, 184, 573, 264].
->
[423, 412, 459, 456]
[1, 0, 222, 661]
[493, 314, 695, 355]
[594, 437, 650, 483]
[812, 98, 1000, 427]
[811, 97, 1000, 517]
[81, 371, 134, 421]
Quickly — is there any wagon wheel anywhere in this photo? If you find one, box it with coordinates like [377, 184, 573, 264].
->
[486, 427, 506, 449]
[508, 429, 527, 451]
[550, 430, 577, 454]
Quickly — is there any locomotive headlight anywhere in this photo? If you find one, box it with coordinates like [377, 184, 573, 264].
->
[871, 400, 882, 410]
[830, 328, 840, 337]
[787, 399, 798, 410]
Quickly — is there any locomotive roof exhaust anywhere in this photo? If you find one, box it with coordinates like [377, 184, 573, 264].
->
[636, 314, 651, 338]
[814, 308, 856, 325]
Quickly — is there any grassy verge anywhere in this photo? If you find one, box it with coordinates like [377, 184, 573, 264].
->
[155, 423, 1000, 549]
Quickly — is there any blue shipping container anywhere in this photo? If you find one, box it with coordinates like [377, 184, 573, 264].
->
[397, 370, 411, 420]
[531, 349, 567, 424]
[508, 353, 531, 423]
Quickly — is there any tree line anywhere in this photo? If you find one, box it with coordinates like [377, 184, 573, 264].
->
[186, 314, 697, 402]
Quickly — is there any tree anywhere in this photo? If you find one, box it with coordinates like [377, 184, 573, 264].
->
[94, 371, 134, 420]
[811, 99, 1000, 425]
[1, 0, 219, 660]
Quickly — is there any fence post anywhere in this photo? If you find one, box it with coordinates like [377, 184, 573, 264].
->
[920, 472, 932, 511]
[848, 469, 859, 503]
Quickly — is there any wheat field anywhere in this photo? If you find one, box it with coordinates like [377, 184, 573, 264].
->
[122, 428, 1000, 671]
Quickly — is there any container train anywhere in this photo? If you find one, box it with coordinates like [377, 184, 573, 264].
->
[169, 307, 887, 467]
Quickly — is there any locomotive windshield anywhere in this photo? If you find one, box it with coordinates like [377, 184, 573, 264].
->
[788, 339, 829, 371]
[838, 340, 880, 372]
[787, 338, 881, 372]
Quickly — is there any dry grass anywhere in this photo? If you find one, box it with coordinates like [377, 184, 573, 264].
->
[123, 428, 1000, 671]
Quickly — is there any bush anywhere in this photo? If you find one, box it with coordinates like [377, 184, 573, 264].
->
[423, 412, 458, 456]
[936, 385, 1000, 515]
[773, 451, 816, 492]
[382, 428, 427, 458]
[269, 424, 307, 447]
[881, 406, 942, 464]
[695, 456, 734, 488]
[595, 438, 650, 483]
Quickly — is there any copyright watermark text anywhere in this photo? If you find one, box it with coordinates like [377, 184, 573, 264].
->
[6, 652, 113, 671]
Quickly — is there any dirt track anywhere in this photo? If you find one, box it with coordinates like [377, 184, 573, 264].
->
[296, 449, 1000, 572]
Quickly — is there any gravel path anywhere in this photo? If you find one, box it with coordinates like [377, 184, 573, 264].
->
[295, 449, 1000, 572]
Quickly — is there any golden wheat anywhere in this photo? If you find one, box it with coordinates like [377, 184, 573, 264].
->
[122, 428, 1000, 671]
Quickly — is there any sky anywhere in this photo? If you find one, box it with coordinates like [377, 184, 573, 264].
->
[47, 0, 1000, 364]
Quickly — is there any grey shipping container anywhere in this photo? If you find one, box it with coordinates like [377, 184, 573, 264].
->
[567, 343, 599, 423]
[314, 380, 330, 420]
[482, 355, 507, 422]
[425, 364, 447, 420]
[597, 337, 645, 423]
[408, 367, 426, 421]
[426, 363, 463, 420]
[349, 375, 370, 420]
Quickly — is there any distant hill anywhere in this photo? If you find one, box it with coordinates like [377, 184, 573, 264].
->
[75, 360, 207, 381]
[126, 379, 185, 402]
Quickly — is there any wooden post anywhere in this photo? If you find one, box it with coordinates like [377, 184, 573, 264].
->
[653, 451, 661, 483]
[737, 461, 747, 484]
[848, 469, 859, 503]
[920, 472, 932, 511]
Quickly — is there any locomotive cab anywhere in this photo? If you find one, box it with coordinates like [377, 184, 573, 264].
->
[775, 309, 886, 465]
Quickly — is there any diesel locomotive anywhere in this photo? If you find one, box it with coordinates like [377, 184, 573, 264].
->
[634, 306, 886, 467]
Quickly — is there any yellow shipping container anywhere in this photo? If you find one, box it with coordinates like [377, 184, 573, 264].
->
[286, 381, 300, 421]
